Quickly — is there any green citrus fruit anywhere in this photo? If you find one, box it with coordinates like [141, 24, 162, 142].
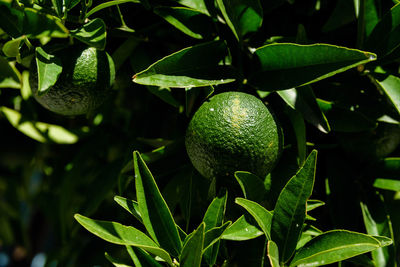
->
[30, 46, 115, 116]
[185, 92, 283, 180]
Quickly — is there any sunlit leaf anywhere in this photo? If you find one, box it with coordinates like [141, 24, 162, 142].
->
[0, 56, 20, 89]
[71, 18, 107, 50]
[267, 241, 280, 267]
[180, 223, 204, 267]
[35, 47, 62, 95]
[85, 0, 140, 18]
[221, 215, 263, 241]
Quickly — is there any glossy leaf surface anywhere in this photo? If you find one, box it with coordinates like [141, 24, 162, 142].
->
[234, 171, 267, 203]
[71, 18, 107, 50]
[74, 214, 172, 264]
[221, 215, 263, 241]
[180, 223, 204, 267]
[249, 43, 376, 91]
[267, 240, 280, 267]
[375, 74, 400, 116]
[290, 230, 391, 267]
[133, 151, 182, 257]
[271, 150, 317, 262]
[35, 47, 62, 95]
[133, 41, 235, 88]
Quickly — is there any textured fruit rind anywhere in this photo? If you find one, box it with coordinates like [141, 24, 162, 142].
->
[185, 92, 283, 180]
[30, 46, 115, 116]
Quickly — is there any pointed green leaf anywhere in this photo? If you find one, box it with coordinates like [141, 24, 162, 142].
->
[203, 221, 231, 251]
[234, 171, 267, 203]
[296, 225, 323, 250]
[126, 246, 163, 267]
[0, 56, 20, 89]
[23, 8, 69, 38]
[154, 7, 215, 39]
[133, 41, 236, 88]
[74, 214, 172, 265]
[375, 74, 400, 116]
[114, 196, 142, 223]
[221, 215, 263, 241]
[0, 106, 78, 144]
[285, 108, 306, 164]
[373, 178, 400, 191]
[361, 198, 395, 267]
[133, 151, 182, 257]
[365, 3, 400, 59]
[249, 43, 376, 91]
[85, 0, 140, 18]
[235, 198, 273, 240]
[202, 189, 227, 265]
[2, 36, 25, 58]
[278, 86, 330, 133]
[177, 0, 213, 16]
[180, 223, 204, 267]
[306, 199, 325, 212]
[35, 47, 62, 95]
[267, 241, 280, 267]
[216, 0, 262, 40]
[271, 150, 317, 262]
[105, 252, 133, 267]
[365, 0, 380, 37]
[71, 18, 107, 50]
[290, 230, 392, 267]
[51, 0, 64, 17]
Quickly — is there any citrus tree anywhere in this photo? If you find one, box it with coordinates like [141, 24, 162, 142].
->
[0, 0, 400, 266]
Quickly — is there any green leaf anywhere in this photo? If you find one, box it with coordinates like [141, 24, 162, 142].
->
[317, 99, 376, 132]
[133, 151, 182, 257]
[322, 0, 355, 32]
[2, 36, 25, 58]
[278, 86, 330, 133]
[365, 0, 380, 37]
[234, 171, 267, 203]
[216, 0, 262, 40]
[221, 215, 263, 241]
[147, 86, 181, 108]
[85, 0, 140, 18]
[202, 189, 227, 265]
[365, 3, 400, 60]
[373, 178, 400, 191]
[74, 214, 172, 265]
[51, 0, 64, 17]
[126, 246, 163, 267]
[267, 241, 280, 267]
[105, 252, 133, 267]
[249, 43, 376, 91]
[114, 196, 142, 223]
[0, 56, 20, 89]
[306, 199, 325, 212]
[375, 74, 400, 116]
[361, 197, 395, 267]
[0, 106, 78, 144]
[203, 221, 231, 251]
[285, 108, 306, 164]
[132, 41, 236, 88]
[154, 7, 215, 39]
[271, 150, 317, 262]
[180, 223, 204, 267]
[35, 47, 62, 95]
[0, 2, 24, 37]
[65, 0, 80, 10]
[289, 230, 392, 267]
[176, 0, 213, 16]
[235, 198, 273, 240]
[296, 225, 323, 250]
[71, 18, 107, 50]
[23, 8, 69, 38]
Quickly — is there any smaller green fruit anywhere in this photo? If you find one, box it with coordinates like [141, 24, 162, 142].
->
[185, 92, 283, 180]
[30, 46, 115, 116]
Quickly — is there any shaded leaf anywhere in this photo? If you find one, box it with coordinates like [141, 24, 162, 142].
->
[51, 0, 64, 17]
[133, 41, 236, 88]
[85, 0, 140, 18]
[180, 223, 204, 267]
[278, 86, 330, 133]
[365, 3, 400, 60]
[235, 198, 273, 240]
[267, 240, 280, 267]
[126, 246, 163, 267]
[271, 150, 317, 262]
[290, 230, 392, 267]
[71, 18, 107, 50]
[114, 196, 142, 223]
[285, 108, 306, 164]
[203, 221, 231, 251]
[105, 252, 133, 267]
[133, 151, 182, 257]
[154, 7, 215, 39]
[221, 215, 263, 241]
[35, 47, 62, 95]
[234, 171, 267, 203]
[176, 0, 213, 16]
[0, 106, 78, 144]
[0, 56, 20, 89]
[216, 0, 262, 40]
[74, 214, 172, 265]
[375, 74, 400, 116]
[202, 189, 227, 265]
[249, 43, 376, 91]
